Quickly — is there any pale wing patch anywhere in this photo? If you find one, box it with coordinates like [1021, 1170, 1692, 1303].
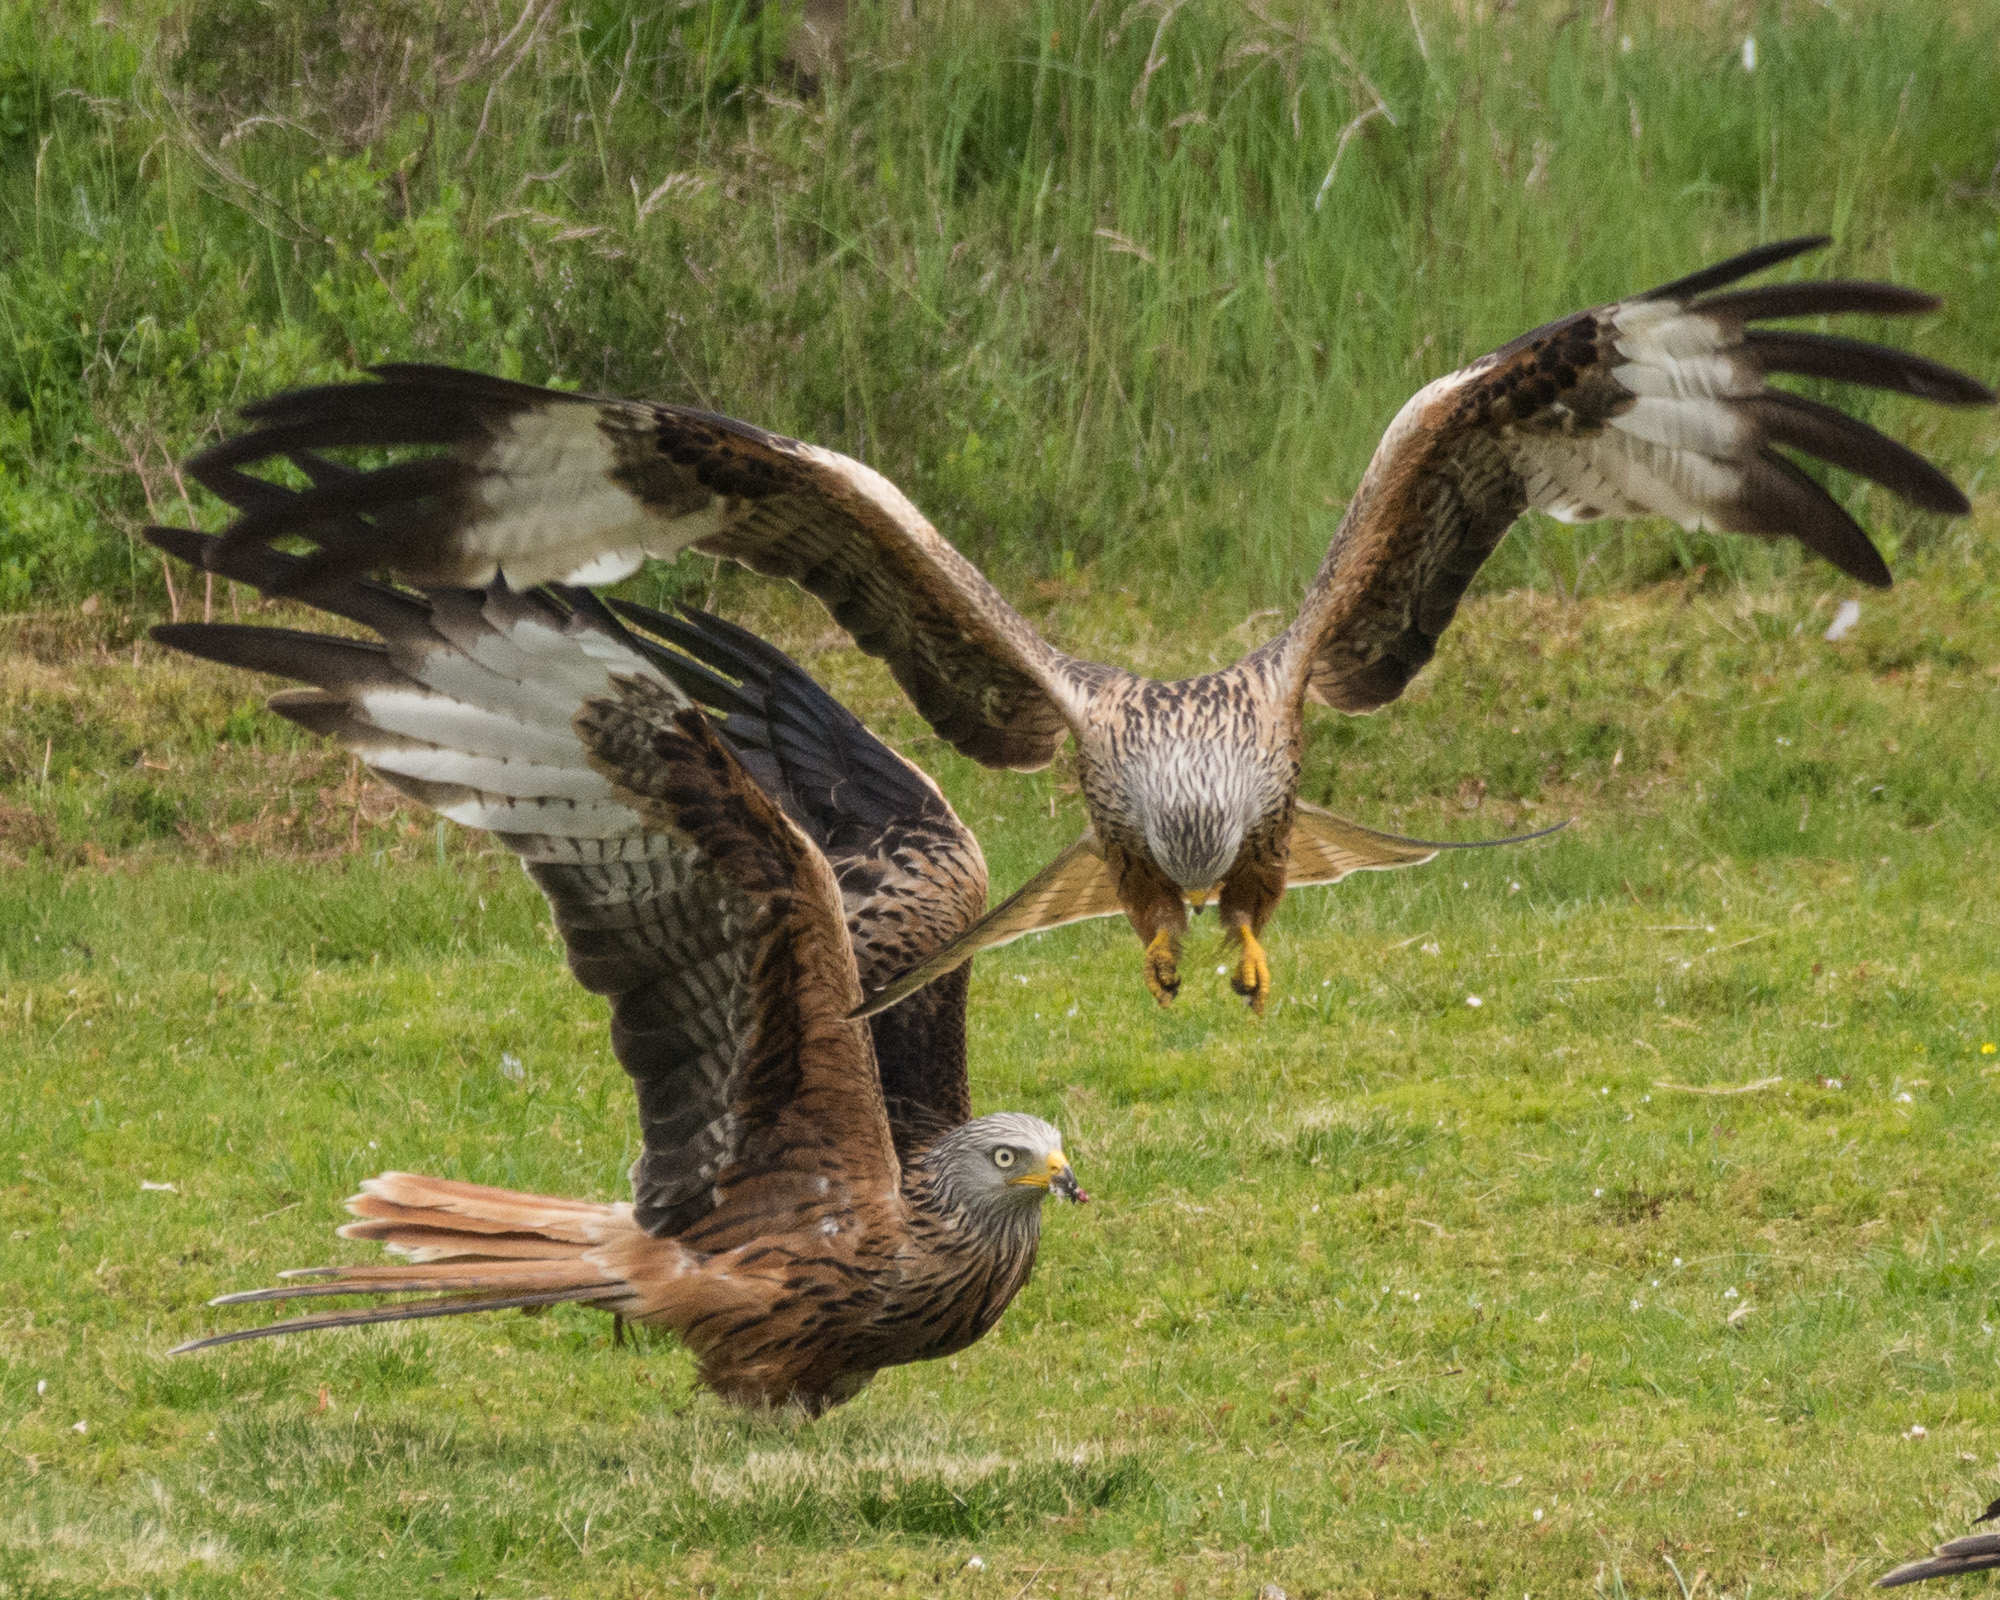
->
[1607, 395, 1752, 455]
[1512, 432, 1742, 531]
[432, 793, 644, 838]
[468, 406, 724, 587]
[361, 746, 615, 801]
[1610, 354, 1754, 401]
[356, 689, 584, 767]
[339, 591, 696, 846]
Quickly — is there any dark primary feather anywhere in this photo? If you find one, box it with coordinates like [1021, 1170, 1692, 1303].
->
[1742, 330, 1995, 407]
[1632, 234, 1831, 301]
[173, 1289, 608, 1351]
[1692, 281, 1941, 321]
[615, 601, 966, 883]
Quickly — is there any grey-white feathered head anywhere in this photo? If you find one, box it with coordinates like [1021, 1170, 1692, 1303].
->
[928, 1112, 1086, 1216]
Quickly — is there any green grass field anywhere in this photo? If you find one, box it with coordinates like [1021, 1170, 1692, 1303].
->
[7, 0, 2000, 1593]
[6, 536, 2000, 1596]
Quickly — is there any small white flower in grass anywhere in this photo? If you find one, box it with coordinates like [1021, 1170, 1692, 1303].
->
[1509, 881, 1521, 894]
[1907, 1425, 1928, 1440]
[1724, 1287, 1739, 1300]
[1672, 1257, 1683, 1267]
[1825, 1078, 1842, 1089]
[1630, 1299, 1643, 1311]
[1533, 1507, 1544, 1522]
[1594, 1188, 1603, 1197]
[1641, 1094, 1651, 1103]
[1013, 975, 1029, 986]
[1217, 965, 1228, 977]
[36, 1380, 47, 1396]
[140, 1180, 177, 1193]
[1619, 34, 1633, 51]
[1466, 995, 1483, 1009]
[1895, 1092, 1913, 1104]
[1066, 1005, 1079, 1019]
[964, 1555, 987, 1572]
[72, 1420, 87, 1434]
[1741, 35, 1757, 70]
[1652, 1280, 1661, 1288]
[367, 1140, 378, 1150]
[1600, 1087, 1609, 1096]
[500, 1052, 525, 1082]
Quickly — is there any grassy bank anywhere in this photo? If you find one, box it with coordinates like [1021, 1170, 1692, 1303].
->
[1, 0, 1996, 616]
[5, 524, 2000, 1594]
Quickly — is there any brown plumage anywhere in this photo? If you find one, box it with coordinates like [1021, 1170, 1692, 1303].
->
[149, 525, 1082, 1414]
[186, 236, 1993, 1013]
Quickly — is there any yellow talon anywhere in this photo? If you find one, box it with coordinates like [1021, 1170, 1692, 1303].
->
[1227, 926, 1270, 1015]
[1144, 928, 1181, 1006]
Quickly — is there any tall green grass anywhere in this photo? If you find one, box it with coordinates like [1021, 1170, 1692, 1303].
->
[1, 0, 1994, 616]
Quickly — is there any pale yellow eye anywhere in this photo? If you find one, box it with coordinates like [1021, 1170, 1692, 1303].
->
[993, 1149, 1016, 1169]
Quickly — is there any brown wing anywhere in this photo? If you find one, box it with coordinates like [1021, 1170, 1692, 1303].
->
[613, 599, 988, 1157]
[573, 673, 901, 1247]
[148, 529, 897, 1243]
[852, 828, 1126, 1019]
[1268, 236, 1994, 713]
[188, 367, 1080, 770]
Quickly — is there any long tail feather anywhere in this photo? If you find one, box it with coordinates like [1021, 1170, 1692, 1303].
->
[169, 1289, 603, 1354]
[174, 1173, 647, 1357]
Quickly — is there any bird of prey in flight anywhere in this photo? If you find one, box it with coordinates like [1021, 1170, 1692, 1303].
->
[151, 523, 1083, 1416]
[185, 236, 1994, 1013]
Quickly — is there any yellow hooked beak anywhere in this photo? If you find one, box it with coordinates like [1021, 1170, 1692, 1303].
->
[1009, 1150, 1088, 1203]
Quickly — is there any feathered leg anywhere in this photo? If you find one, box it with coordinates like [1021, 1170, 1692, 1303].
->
[1220, 850, 1286, 1015]
[1109, 847, 1188, 1006]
